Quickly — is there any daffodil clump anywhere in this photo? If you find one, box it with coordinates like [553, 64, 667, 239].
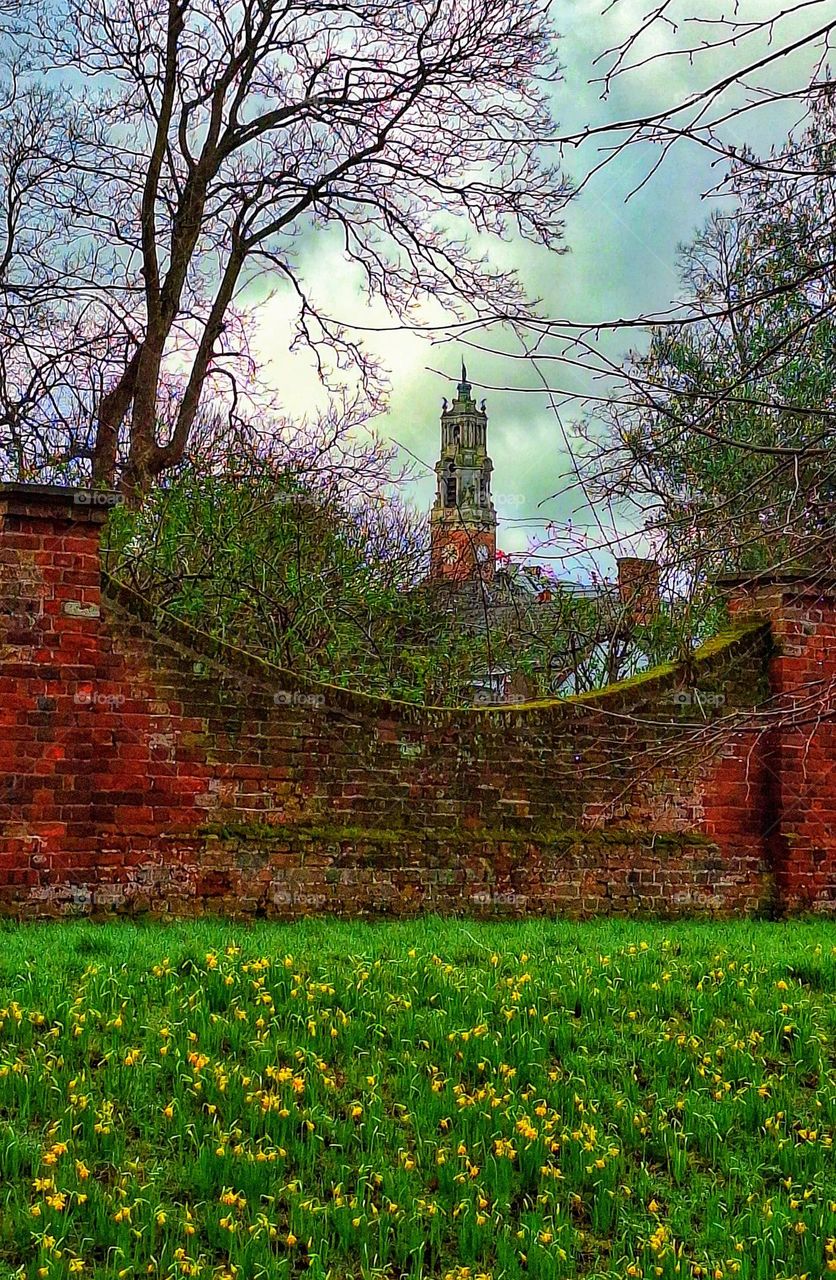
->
[0, 919, 834, 1280]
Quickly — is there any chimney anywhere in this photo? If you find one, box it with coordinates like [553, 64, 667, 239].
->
[616, 557, 660, 626]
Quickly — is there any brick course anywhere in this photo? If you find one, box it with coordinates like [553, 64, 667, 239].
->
[1, 484, 833, 918]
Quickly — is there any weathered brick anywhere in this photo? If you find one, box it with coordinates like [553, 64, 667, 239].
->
[0, 484, 833, 918]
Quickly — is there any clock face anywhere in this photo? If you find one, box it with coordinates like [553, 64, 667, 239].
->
[475, 544, 489, 563]
[442, 543, 459, 564]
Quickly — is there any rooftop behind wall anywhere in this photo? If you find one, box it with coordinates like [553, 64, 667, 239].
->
[1, 483, 833, 918]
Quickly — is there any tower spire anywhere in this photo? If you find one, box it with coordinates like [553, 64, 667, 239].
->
[457, 361, 472, 399]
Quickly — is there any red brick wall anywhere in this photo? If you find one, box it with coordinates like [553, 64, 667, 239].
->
[727, 575, 836, 913]
[1, 483, 831, 919]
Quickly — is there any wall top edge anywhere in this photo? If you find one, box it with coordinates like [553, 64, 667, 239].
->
[0, 482, 122, 522]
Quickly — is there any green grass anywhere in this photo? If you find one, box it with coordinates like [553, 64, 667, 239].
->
[0, 918, 834, 1280]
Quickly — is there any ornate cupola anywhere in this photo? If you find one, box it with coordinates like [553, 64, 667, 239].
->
[429, 364, 497, 582]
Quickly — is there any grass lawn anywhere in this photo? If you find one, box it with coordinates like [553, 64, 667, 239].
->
[0, 917, 834, 1280]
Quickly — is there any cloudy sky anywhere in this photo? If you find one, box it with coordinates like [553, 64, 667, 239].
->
[253, 0, 828, 582]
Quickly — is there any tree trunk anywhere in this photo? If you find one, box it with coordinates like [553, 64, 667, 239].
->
[119, 338, 167, 505]
[91, 349, 141, 488]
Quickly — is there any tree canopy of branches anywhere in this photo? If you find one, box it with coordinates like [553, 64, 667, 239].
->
[1, 0, 567, 495]
[580, 86, 836, 626]
[104, 412, 492, 701]
[103, 407, 664, 703]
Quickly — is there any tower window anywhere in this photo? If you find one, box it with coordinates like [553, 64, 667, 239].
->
[445, 474, 457, 506]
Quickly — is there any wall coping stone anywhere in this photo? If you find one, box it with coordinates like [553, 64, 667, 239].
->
[103, 570, 771, 721]
[0, 481, 122, 525]
[717, 568, 836, 595]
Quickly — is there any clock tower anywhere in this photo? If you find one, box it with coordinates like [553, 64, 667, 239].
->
[429, 365, 497, 582]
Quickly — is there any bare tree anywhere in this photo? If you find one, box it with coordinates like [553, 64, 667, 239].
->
[0, 0, 569, 496]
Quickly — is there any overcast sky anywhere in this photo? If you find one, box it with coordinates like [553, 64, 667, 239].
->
[253, 0, 826, 582]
